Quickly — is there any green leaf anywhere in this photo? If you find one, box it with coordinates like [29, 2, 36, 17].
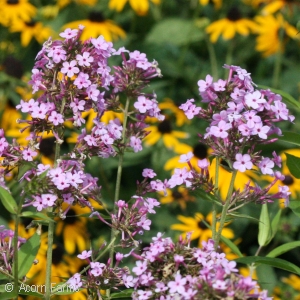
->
[258, 204, 271, 247]
[16, 232, 41, 278]
[220, 235, 243, 258]
[145, 18, 208, 46]
[279, 131, 300, 147]
[270, 209, 281, 240]
[0, 186, 18, 214]
[258, 85, 300, 109]
[289, 200, 300, 217]
[267, 241, 300, 258]
[285, 153, 300, 179]
[20, 211, 53, 222]
[110, 289, 134, 299]
[235, 256, 300, 275]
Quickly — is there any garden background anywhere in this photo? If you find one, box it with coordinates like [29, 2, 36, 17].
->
[1, 0, 300, 299]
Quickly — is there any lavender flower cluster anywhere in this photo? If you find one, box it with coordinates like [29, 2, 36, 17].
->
[170, 64, 293, 205]
[0, 225, 26, 275]
[124, 233, 271, 300]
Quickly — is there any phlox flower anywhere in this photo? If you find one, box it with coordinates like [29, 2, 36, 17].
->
[133, 260, 148, 276]
[59, 28, 78, 39]
[167, 272, 186, 294]
[244, 90, 266, 109]
[179, 151, 194, 163]
[259, 157, 274, 175]
[61, 60, 79, 78]
[130, 136, 143, 152]
[142, 168, 156, 178]
[77, 250, 92, 259]
[74, 72, 91, 89]
[134, 95, 153, 113]
[233, 154, 253, 172]
[22, 148, 37, 161]
[209, 120, 231, 139]
[41, 194, 57, 207]
[76, 51, 94, 67]
[48, 111, 64, 126]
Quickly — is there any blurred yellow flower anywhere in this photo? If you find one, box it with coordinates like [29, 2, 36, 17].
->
[63, 11, 126, 41]
[144, 119, 189, 149]
[255, 13, 299, 57]
[0, 0, 36, 27]
[57, 0, 97, 8]
[10, 19, 54, 47]
[159, 186, 195, 210]
[109, 0, 160, 16]
[171, 212, 234, 247]
[206, 7, 257, 43]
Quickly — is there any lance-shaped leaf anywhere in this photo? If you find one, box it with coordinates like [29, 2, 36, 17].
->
[235, 256, 300, 275]
[15, 232, 41, 278]
[0, 186, 18, 214]
[267, 241, 300, 258]
[285, 153, 300, 179]
[258, 204, 271, 247]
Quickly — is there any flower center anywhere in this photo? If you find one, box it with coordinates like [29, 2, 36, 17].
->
[193, 143, 208, 159]
[227, 7, 242, 21]
[65, 208, 78, 225]
[88, 11, 105, 23]
[39, 137, 55, 158]
[197, 220, 207, 230]
[157, 119, 172, 134]
[7, 0, 19, 4]
[25, 20, 36, 27]
[281, 175, 294, 186]
[52, 243, 64, 265]
[172, 190, 183, 200]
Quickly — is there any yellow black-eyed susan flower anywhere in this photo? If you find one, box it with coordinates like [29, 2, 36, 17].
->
[255, 13, 299, 57]
[63, 11, 126, 41]
[206, 6, 257, 43]
[171, 212, 234, 247]
[9, 19, 54, 47]
[108, 0, 160, 16]
[0, 0, 36, 27]
[144, 118, 189, 149]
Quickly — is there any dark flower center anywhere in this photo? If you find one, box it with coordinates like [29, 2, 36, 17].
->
[89, 11, 105, 23]
[193, 143, 208, 159]
[25, 20, 36, 27]
[52, 243, 64, 265]
[39, 137, 55, 157]
[281, 175, 294, 186]
[172, 190, 183, 200]
[158, 119, 172, 134]
[7, 0, 19, 4]
[227, 7, 242, 21]
[2, 56, 24, 79]
[198, 220, 207, 230]
[64, 208, 78, 225]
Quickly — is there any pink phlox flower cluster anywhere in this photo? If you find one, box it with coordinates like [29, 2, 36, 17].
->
[21, 160, 101, 212]
[179, 99, 201, 119]
[131, 234, 271, 299]
[111, 195, 160, 247]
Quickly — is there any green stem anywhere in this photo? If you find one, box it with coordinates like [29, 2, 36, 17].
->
[45, 98, 65, 300]
[214, 170, 237, 249]
[13, 197, 24, 299]
[106, 97, 131, 299]
[205, 34, 218, 79]
[212, 158, 220, 241]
